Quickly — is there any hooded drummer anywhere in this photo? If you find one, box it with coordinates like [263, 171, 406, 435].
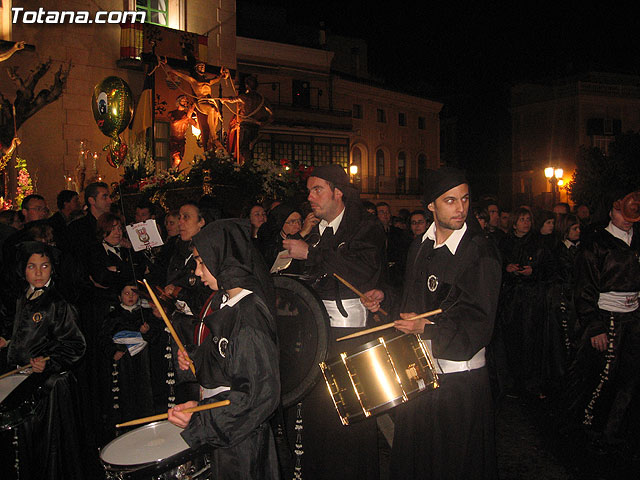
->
[363, 167, 502, 479]
[167, 219, 280, 480]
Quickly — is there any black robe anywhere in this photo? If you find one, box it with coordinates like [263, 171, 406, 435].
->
[296, 202, 386, 480]
[2, 285, 88, 480]
[183, 294, 280, 479]
[567, 224, 640, 442]
[497, 231, 554, 394]
[390, 224, 502, 480]
[99, 305, 169, 432]
[185, 219, 280, 480]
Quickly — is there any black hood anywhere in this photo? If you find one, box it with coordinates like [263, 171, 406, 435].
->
[191, 219, 275, 316]
[257, 203, 299, 242]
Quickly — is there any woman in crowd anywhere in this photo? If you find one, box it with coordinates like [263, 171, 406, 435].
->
[164, 201, 211, 403]
[498, 207, 554, 398]
[257, 203, 305, 274]
[168, 219, 280, 479]
[89, 213, 146, 293]
[551, 214, 581, 363]
[248, 204, 267, 239]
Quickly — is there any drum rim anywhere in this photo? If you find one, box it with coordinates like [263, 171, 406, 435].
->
[273, 275, 330, 408]
[100, 420, 192, 470]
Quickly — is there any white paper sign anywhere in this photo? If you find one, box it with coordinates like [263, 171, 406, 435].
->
[126, 219, 164, 251]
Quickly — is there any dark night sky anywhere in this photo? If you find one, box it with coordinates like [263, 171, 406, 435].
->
[248, 1, 640, 94]
[241, 1, 640, 198]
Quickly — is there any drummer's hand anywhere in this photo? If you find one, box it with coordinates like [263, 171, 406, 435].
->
[394, 312, 433, 335]
[177, 348, 192, 371]
[140, 322, 150, 334]
[164, 284, 176, 297]
[282, 239, 309, 260]
[168, 401, 198, 429]
[30, 357, 47, 373]
[361, 289, 384, 312]
[114, 351, 125, 361]
[0, 337, 7, 348]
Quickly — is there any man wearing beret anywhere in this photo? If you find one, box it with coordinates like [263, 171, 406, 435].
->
[283, 164, 386, 480]
[364, 167, 501, 479]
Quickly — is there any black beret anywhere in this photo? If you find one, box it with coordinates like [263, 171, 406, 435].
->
[311, 164, 350, 188]
[423, 167, 468, 205]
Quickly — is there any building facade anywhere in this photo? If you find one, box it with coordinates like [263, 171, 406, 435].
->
[511, 72, 640, 208]
[3, 0, 441, 213]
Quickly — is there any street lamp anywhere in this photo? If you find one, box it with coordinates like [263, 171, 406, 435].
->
[544, 167, 564, 206]
[349, 164, 358, 176]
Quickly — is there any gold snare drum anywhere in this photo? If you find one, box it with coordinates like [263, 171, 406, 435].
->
[319, 333, 439, 425]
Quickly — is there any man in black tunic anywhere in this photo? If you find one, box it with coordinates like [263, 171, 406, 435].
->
[283, 164, 386, 480]
[569, 192, 640, 451]
[364, 167, 501, 479]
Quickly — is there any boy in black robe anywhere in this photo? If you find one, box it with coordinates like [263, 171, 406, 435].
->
[0, 241, 87, 479]
[167, 219, 280, 479]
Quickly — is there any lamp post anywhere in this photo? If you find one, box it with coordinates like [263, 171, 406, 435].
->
[544, 167, 563, 206]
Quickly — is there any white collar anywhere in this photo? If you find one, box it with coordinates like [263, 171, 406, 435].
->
[563, 239, 579, 249]
[606, 221, 633, 246]
[422, 221, 467, 255]
[220, 289, 253, 309]
[103, 241, 122, 258]
[120, 302, 140, 312]
[319, 206, 345, 236]
[27, 278, 52, 295]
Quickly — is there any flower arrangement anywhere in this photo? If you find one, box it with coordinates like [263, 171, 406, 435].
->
[0, 196, 12, 211]
[14, 157, 33, 208]
[116, 144, 309, 214]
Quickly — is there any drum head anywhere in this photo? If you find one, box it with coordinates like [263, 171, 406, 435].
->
[273, 275, 330, 408]
[100, 421, 190, 468]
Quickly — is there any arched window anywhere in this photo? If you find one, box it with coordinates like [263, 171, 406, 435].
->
[397, 151, 406, 193]
[376, 149, 385, 177]
[351, 146, 362, 189]
[418, 153, 427, 193]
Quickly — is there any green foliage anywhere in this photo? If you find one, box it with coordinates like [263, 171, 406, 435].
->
[569, 132, 640, 220]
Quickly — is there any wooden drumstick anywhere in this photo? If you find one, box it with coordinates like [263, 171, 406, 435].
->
[115, 399, 231, 428]
[140, 279, 196, 376]
[0, 356, 51, 380]
[332, 273, 388, 316]
[335, 309, 443, 342]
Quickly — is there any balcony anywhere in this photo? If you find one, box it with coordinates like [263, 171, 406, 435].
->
[271, 104, 352, 132]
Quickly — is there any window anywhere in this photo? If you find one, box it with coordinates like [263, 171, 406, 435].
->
[253, 134, 348, 168]
[376, 150, 385, 177]
[418, 116, 426, 130]
[352, 104, 363, 119]
[136, 0, 169, 26]
[398, 112, 406, 127]
[376, 109, 386, 123]
[397, 152, 406, 193]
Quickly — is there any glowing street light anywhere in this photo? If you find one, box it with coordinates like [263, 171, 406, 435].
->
[544, 166, 564, 205]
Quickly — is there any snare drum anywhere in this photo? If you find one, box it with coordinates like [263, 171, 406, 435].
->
[100, 421, 210, 479]
[320, 334, 439, 425]
[0, 374, 40, 431]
